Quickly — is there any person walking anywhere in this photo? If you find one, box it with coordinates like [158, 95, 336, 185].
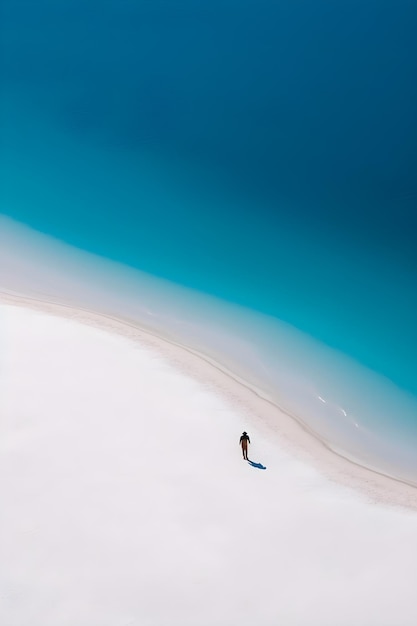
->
[239, 431, 250, 460]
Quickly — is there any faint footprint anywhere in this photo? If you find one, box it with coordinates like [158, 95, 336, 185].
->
[0, 586, 16, 601]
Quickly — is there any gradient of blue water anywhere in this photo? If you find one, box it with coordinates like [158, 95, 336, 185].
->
[2, 0, 417, 402]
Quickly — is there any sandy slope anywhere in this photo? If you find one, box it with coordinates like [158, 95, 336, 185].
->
[1, 302, 417, 626]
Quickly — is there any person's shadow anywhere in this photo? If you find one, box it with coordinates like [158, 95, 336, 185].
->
[247, 459, 267, 470]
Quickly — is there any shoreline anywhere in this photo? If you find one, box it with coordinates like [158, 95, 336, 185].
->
[2, 288, 417, 510]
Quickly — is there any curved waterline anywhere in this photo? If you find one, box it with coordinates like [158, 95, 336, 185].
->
[2, 217, 417, 487]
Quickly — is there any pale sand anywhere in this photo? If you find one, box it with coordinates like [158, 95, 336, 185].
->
[3, 295, 417, 626]
[2, 296, 417, 626]
[1, 290, 417, 510]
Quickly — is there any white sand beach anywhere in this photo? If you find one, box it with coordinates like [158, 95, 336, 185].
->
[2, 217, 417, 494]
[1, 295, 417, 626]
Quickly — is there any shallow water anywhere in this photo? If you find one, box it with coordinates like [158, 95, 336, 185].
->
[1, 1, 416, 480]
[2, 219, 417, 485]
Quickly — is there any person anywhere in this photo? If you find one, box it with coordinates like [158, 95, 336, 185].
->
[239, 431, 250, 460]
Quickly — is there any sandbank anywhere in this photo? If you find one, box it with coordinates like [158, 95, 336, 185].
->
[2, 295, 417, 626]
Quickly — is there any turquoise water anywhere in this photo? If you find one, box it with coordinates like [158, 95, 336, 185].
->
[1, 2, 416, 478]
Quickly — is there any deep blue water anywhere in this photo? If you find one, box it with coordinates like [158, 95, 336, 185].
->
[1, 0, 417, 398]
